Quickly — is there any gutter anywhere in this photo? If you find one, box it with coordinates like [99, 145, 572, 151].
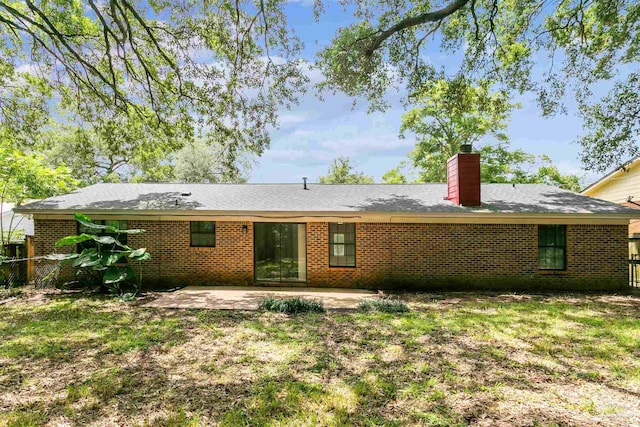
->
[14, 209, 639, 225]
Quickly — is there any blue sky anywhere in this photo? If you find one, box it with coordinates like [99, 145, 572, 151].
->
[249, 2, 604, 186]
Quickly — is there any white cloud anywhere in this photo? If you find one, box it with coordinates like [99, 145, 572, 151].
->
[259, 56, 288, 66]
[187, 47, 216, 65]
[278, 112, 313, 126]
[263, 148, 334, 165]
[317, 134, 414, 154]
[15, 63, 39, 75]
[297, 61, 324, 85]
[287, 0, 317, 6]
[250, 89, 417, 183]
[263, 149, 306, 161]
[551, 160, 584, 175]
[249, 55, 419, 182]
[290, 129, 315, 138]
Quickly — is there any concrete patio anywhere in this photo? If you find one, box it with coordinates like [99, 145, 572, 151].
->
[143, 286, 379, 310]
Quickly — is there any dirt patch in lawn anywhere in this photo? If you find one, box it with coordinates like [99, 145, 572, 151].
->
[0, 290, 639, 426]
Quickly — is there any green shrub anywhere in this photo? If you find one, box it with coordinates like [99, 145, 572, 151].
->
[358, 298, 409, 313]
[0, 286, 22, 299]
[53, 214, 151, 298]
[258, 297, 325, 313]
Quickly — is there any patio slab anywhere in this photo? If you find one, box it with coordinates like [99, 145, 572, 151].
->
[143, 286, 379, 310]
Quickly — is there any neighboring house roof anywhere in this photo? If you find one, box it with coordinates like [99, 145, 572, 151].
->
[15, 183, 637, 217]
[0, 202, 15, 215]
[1, 202, 34, 237]
[582, 157, 640, 195]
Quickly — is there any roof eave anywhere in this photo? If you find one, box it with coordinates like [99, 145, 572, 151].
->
[16, 208, 638, 223]
[582, 156, 640, 194]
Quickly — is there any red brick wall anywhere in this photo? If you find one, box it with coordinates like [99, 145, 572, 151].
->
[33, 219, 628, 290]
[125, 221, 253, 286]
[307, 222, 391, 287]
[307, 223, 628, 290]
[34, 219, 254, 287]
[33, 219, 77, 282]
[34, 219, 77, 257]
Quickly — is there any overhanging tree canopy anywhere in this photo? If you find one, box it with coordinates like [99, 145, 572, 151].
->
[0, 0, 308, 167]
[317, 0, 640, 171]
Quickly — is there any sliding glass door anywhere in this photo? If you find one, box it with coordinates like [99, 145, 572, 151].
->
[254, 223, 306, 282]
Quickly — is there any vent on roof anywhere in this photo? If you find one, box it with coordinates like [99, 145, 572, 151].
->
[181, 192, 191, 197]
[302, 177, 308, 190]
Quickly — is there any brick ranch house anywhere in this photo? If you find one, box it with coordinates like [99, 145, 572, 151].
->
[16, 153, 638, 291]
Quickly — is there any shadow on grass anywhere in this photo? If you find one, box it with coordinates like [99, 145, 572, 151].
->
[0, 295, 184, 360]
[2, 293, 640, 425]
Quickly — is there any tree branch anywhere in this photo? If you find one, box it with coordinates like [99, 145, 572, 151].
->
[364, 0, 470, 57]
[19, 0, 128, 106]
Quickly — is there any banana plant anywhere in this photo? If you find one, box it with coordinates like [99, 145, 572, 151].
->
[53, 214, 151, 297]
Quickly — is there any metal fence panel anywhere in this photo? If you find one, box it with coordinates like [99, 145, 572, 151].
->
[0, 257, 61, 288]
[630, 254, 640, 288]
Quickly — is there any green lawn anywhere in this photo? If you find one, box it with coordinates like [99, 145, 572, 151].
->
[1, 290, 639, 426]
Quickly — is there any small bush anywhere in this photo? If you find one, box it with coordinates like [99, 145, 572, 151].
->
[359, 298, 409, 313]
[258, 297, 325, 313]
[0, 286, 22, 300]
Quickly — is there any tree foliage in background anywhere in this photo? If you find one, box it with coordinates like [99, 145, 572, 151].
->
[174, 140, 249, 183]
[37, 110, 252, 185]
[317, 0, 640, 171]
[0, 60, 74, 245]
[319, 156, 374, 184]
[479, 145, 581, 191]
[384, 145, 582, 192]
[0, 145, 77, 246]
[38, 110, 180, 185]
[400, 77, 516, 182]
[386, 78, 581, 191]
[0, 0, 308, 172]
[0, 66, 51, 147]
[381, 166, 408, 184]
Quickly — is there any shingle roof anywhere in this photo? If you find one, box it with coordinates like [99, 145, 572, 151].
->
[1, 203, 34, 236]
[15, 183, 638, 216]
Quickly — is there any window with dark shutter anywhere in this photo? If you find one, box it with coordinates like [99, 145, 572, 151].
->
[329, 223, 355, 267]
[538, 225, 566, 270]
[190, 221, 216, 247]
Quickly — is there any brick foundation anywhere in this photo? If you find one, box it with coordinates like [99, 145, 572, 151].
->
[33, 219, 629, 291]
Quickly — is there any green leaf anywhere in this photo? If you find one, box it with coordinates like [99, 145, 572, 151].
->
[55, 234, 94, 247]
[74, 213, 92, 224]
[92, 235, 116, 245]
[45, 253, 79, 261]
[129, 248, 147, 258]
[120, 292, 137, 302]
[103, 266, 131, 284]
[74, 215, 124, 234]
[73, 255, 99, 268]
[129, 248, 151, 261]
[102, 252, 126, 266]
[72, 249, 100, 268]
[118, 228, 146, 235]
[75, 214, 110, 232]
[131, 252, 151, 261]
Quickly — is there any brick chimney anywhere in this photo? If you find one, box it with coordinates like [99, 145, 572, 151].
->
[446, 144, 481, 206]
